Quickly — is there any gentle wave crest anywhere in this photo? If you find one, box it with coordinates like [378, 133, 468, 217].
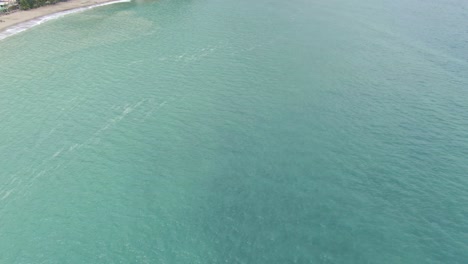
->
[0, 0, 131, 41]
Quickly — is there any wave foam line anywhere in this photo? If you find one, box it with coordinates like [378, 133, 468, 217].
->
[0, 0, 131, 41]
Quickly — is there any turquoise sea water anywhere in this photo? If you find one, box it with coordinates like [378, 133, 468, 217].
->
[0, 0, 467, 262]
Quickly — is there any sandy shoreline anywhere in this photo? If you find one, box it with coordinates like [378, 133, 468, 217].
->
[0, 0, 120, 33]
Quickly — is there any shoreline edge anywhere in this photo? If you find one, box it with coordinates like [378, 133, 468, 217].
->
[0, 0, 130, 40]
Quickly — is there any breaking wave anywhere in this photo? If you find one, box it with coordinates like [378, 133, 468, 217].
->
[0, 0, 131, 41]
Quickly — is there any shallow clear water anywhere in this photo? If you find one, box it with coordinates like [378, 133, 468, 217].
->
[0, 0, 467, 263]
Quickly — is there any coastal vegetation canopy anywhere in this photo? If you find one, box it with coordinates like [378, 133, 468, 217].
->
[19, 0, 65, 10]
[0, 0, 64, 11]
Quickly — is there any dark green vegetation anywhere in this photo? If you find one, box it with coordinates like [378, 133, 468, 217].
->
[18, 0, 66, 10]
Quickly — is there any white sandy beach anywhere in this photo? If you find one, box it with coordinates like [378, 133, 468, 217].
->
[0, 0, 117, 32]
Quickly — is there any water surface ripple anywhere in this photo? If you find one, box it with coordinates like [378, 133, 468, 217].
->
[0, 0, 467, 263]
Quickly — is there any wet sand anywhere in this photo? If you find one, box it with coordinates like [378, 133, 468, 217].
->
[0, 0, 118, 33]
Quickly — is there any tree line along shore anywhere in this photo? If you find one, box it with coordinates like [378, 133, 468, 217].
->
[0, 0, 114, 33]
[1, 0, 67, 12]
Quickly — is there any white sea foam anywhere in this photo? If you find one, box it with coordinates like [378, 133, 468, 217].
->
[1, 189, 13, 200]
[52, 147, 65, 158]
[0, 0, 131, 41]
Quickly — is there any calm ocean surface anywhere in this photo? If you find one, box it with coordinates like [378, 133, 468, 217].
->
[0, 0, 467, 263]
